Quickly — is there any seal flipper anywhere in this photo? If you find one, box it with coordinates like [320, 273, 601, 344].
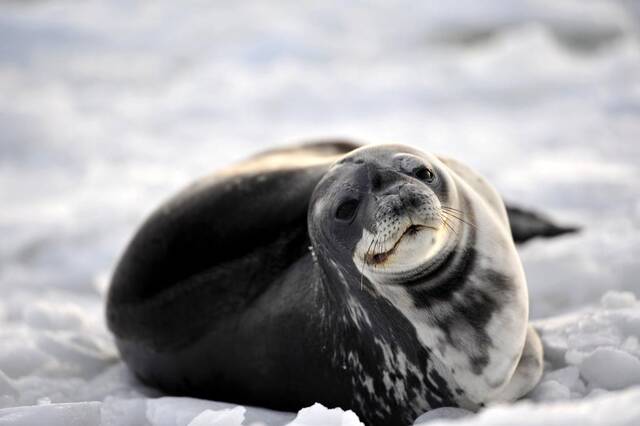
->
[505, 204, 580, 244]
[492, 325, 543, 401]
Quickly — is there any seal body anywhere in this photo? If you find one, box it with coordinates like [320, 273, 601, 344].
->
[107, 142, 543, 426]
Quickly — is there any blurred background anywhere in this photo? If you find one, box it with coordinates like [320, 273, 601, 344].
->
[0, 0, 639, 408]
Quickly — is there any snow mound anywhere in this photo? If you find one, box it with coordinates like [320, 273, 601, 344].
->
[143, 397, 293, 426]
[187, 407, 245, 426]
[580, 348, 640, 391]
[412, 407, 472, 424]
[419, 387, 640, 426]
[286, 403, 363, 426]
[0, 291, 637, 425]
[533, 291, 640, 399]
[0, 402, 102, 426]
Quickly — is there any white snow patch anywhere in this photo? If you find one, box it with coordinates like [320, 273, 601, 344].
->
[187, 407, 245, 426]
[418, 387, 640, 426]
[285, 403, 363, 426]
[0, 402, 102, 426]
[580, 348, 640, 391]
[413, 407, 472, 425]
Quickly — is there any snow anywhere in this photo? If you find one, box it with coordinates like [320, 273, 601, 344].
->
[412, 407, 472, 424]
[415, 387, 640, 426]
[0, 402, 102, 426]
[285, 403, 363, 426]
[1, 0, 639, 425]
[579, 348, 640, 391]
[186, 407, 246, 426]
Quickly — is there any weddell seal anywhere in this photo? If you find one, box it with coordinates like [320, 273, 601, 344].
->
[107, 141, 568, 426]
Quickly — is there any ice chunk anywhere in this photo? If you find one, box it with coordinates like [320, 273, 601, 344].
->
[579, 348, 640, 390]
[413, 407, 472, 424]
[421, 387, 640, 426]
[0, 402, 101, 426]
[286, 403, 363, 426]
[146, 397, 220, 426]
[543, 366, 580, 390]
[537, 363, 583, 401]
[100, 397, 148, 426]
[187, 407, 245, 426]
[529, 380, 571, 402]
[538, 333, 567, 367]
[145, 397, 292, 426]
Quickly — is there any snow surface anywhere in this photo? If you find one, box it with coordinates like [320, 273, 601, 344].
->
[1, 0, 639, 425]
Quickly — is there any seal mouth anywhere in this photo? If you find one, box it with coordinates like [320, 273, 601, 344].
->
[365, 224, 434, 266]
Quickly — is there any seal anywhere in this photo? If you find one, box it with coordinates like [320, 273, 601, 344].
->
[107, 142, 549, 426]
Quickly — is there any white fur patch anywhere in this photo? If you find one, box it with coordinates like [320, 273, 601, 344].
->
[351, 157, 531, 407]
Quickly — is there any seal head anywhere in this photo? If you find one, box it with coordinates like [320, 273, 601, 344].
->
[310, 145, 461, 287]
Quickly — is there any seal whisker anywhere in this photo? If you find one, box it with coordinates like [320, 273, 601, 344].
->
[441, 206, 482, 232]
[440, 210, 504, 246]
[440, 208, 478, 230]
[361, 236, 378, 289]
[440, 210, 466, 230]
[441, 207, 469, 221]
[438, 212, 459, 237]
[441, 205, 465, 215]
[440, 211, 472, 240]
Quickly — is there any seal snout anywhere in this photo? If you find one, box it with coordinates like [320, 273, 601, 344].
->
[342, 149, 457, 278]
[361, 183, 443, 268]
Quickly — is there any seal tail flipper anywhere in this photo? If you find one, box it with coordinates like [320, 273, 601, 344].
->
[505, 204, 580, 244]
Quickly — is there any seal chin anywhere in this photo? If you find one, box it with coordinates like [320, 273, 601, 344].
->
[364, 224, 434, 265]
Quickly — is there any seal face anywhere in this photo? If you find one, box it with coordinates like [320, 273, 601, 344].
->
[310, 146, 461, 286]
[107, 142, 543, 426]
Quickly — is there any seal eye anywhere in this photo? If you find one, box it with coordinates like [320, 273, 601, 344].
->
[335, 199, 359, 222]
[414, 165, 435, 182]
